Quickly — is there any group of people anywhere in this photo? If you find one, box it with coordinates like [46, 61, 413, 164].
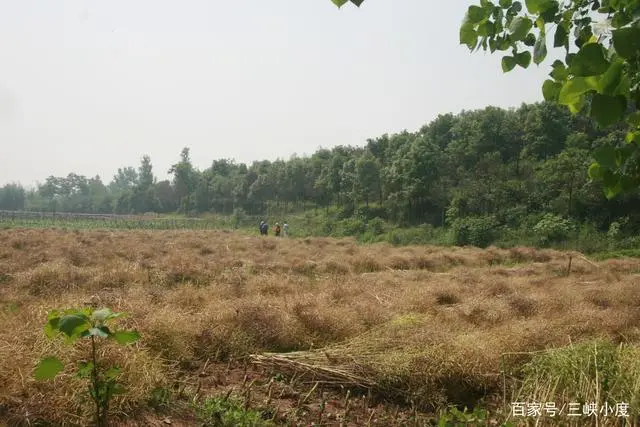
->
[259, 220, 288, 237]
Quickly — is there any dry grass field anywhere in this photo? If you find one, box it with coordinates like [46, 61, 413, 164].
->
[1, 228, 640, 426]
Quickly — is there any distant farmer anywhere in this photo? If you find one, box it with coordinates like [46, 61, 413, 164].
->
[260, 221, 269, 236]
[283, 222, 289, 237]
[274, 222, 281, 237]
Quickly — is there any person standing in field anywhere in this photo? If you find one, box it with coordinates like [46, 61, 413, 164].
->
[274, 222, 281, 237]
[283, 222, 289, 237]
[260, 221, 269, 236]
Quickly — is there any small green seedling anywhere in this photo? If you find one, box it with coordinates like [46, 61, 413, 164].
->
[34, 307, 140, 427]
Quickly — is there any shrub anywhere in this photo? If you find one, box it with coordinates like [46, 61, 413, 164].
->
[231, 208, 247, 229]
[336, 218, 367, 237]
[451, 216, 500, 248]
[367, 217, 386, 236]
[532, 214, 576, 246]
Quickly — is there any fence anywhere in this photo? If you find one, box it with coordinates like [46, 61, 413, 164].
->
[0, 210, 220, 230]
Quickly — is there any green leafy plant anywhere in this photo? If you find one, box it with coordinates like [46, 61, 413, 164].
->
[532, 213, 576, 245]
[195, 395, 272, 427]
[451, 215, 500, 248]
[33, 307, 140, 427]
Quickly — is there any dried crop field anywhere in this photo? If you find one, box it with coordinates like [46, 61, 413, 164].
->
[1, 228, 640, 426]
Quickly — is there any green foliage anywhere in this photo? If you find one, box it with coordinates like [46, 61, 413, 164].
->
[532, 213, 576, 245]
[608, 216, 628, 240]
[435, 406, 502, 426]
[367, 217, 386, 236]
[34, 307, 140, 427]
[195, 395, 272, 427]
[331, 0, 640, 198]
[456, 0, 640, 198]
[336, 217, 367, 236]
[451, 216, 500, 248]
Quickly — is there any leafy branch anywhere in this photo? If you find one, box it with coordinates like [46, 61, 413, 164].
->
[331, 0, 640, 199]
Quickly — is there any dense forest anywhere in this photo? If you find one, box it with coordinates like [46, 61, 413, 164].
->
[2, 101, 639, 248]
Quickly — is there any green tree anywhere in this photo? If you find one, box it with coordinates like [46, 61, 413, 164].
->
[109, 167, 138, 193]
[168, 147, 198, 213]
[458, 0, 640, 198]
[0, 183, 25, 210]
[332, 0, 640, 198]
[354, 150, 381, 206]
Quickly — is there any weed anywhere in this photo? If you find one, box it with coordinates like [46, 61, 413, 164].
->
[195, 395, 272, 427]
[33, 307, 140, 427]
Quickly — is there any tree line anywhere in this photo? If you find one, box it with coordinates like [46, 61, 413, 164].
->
[1, 101, 638, 241]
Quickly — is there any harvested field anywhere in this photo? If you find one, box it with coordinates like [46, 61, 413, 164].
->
[1, 228, 640, 426]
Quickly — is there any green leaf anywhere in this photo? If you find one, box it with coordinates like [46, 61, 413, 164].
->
[602, 168, 619, 185]
[628, 112, 640, 128]
[44, 317, 60, 338]
[569, 43, 610, 76]
[350, 0, 364, 6]
[525, 0, 557, 13]
[478, 21, 496, 37]
[524, 33, 537, 47]
[612, 27, 640, 60]
[508, 1, 523, 15]
[76, 361, 94, 379]
[111, 330, 140, 345]
[88, 327, 110, 338]
[619, 175, 638, 192]
[58, 314, 90, 338]
[516, 51, 532, 68]
[499, 0, 512, 7]
[626, 131, 640, 144]
[34, 357, 64, 380]
[539, 1, 559, 22]
[603, 170, 622, 199]
[588, 163, 603, 180]
[112, 383, 127, 395]
[542, 79, 561, 101]
[460, 23, 479, 49]
[558, 77, 598, 106]
[594, 146, 617, 169]
[599, 61, 624, 95]
[467, 6, 486, 23]
[104, 366, 121, 380]
[605, 185, 622, 199]
[509, 17, 532, 41]
[534, 33, 547, 64]
[575, 24, 594, 49]
[554, 24, 567, 48]
[611, 11, 632, 28]
[590, 94, 627, 127]
[91, 308, 113, 323]
[502, 56, 517, 72]
[550, 60, 569, 81]
[613, 74, 631, 97]
[331, 0, 349, 7]
[525, 0, 543, 13]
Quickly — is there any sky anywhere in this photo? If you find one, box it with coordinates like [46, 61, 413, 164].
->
[0, 0, 559, 188]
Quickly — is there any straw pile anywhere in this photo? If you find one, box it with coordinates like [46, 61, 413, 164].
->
[250, 314, 502, 410]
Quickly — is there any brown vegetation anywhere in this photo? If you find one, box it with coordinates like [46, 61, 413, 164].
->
[1, 228, 639, 425]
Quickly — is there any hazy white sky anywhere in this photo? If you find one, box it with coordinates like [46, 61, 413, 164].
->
[0, 0, 556, 187]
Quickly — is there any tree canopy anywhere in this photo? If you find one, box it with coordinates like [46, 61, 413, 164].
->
[331, 0, 640, 199]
